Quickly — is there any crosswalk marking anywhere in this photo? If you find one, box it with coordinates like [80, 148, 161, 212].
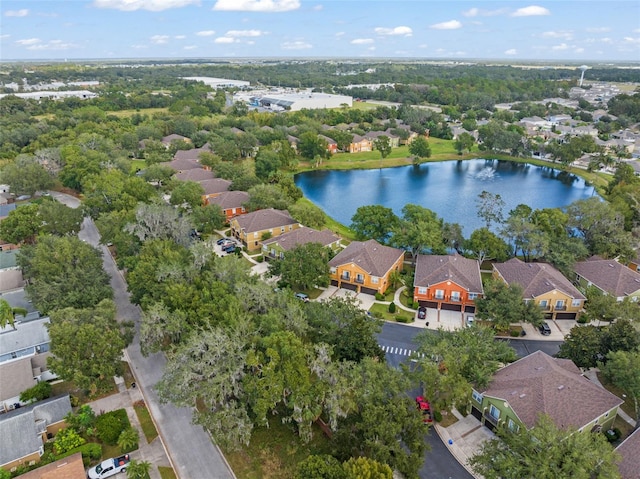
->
[380, 345, 424, 358]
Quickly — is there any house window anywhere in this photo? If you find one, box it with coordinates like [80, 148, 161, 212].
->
[572, 299, 582, 307]
[489, 404, 500, 421]
[254, 241, 258, 246]
[253, 232, 258, 238]
[507, 418, 519, 432]
[555, 300, 565, 309]
[342, 271, 350, 280]
[539, 299, 548, 308]
[355, 273, 364, 284]
[280, 227, 284, 233]
[418, 287, 427, 295]
[371, 277, 379, 284]
[288, 225, 293, 231]
[468, 293, 478, 300]
[435, 289, 444, 300]
[330, 267, 336, 274]
[451, 291, 460, 302]
[472, 391, 483, 403]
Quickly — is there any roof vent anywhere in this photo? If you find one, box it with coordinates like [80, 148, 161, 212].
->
[558, 385, 565, 390]
[609, 264, 615, 268]
[519, 394, 526, 398]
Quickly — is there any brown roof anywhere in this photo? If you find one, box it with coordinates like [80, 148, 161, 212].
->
[262, 227, 340, 251]
[329, 239, 404, 277]
[14, 453, 85, 479]
[414, 254, 483, 294]
[493, 258, 585, 300]
[233, 208, 299, 234]
[574, 256, 640, 298]
[175, 169, 215, 182]
[480, 351, 622, 430]
[207, 191, 249, 210]
[0, 357, 40, 402]
[173, 146, 212, 162]
[617, 427, 640, 479]
[162, 133, 189, 144]
[160, 158, 201, 172]
[198, 178, 231, 196]
[365, 130, 399, 140]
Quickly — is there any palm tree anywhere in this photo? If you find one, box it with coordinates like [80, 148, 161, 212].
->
[117, 427, 139, 453]
[126, 459, 151, 479]
[0, 299, 26, 330]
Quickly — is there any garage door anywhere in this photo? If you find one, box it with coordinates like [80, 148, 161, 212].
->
[441, 303, 462, 312]
[419, 301, 438, 309]
[556, 312, 577, 320]
[361, 287, 377, 295]
[341, 282, 358, 292]
[464, 305, 476, 313]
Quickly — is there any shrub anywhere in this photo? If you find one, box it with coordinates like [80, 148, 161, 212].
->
[388, 302, 396, 313]
[375, 292, 384, 301]
[19, 381, 52, 403]
[510, 329, 521, 337]
[117, 427, 139, 453]
[65, 404, 96, 435]
[433, 410, 443, 422]
[256, 255, 264, 263]
[56, 442, 102, 466]
[396, 315, 410, 323]
[54, 428, 86, 455]
[605, 428, 621, 443]
[96, 409, 131, 446]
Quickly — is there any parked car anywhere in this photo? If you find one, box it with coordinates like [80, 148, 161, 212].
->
[415, 396, 433, 424]
[87, 454, 130, 479]
[466, 315, 475, 327]
[295, 292, 310, 302]
[417, 307, 427, 320]
[222, 244, 236, 253]
[216, 237, 232, 245]
[538, 321, 551, 335]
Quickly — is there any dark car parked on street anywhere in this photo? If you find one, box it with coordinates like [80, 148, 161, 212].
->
[538, 321, 551, 335]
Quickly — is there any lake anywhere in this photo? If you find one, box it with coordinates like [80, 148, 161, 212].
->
[294, 159, 597, 235]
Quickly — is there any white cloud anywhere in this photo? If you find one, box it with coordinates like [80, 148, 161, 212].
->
[281, 40, 312, 49]
[634, 28, 640, 34]
[312, 4, 322, 11]
[226, 29, 264, 37]
[197, 30, 216, 36]
[374, 26, 412, 37]
[351, 38, 374, 45]
[586, 27, 610, 33]
[213, 0, 300, 12]
[0, 34, 10, 39]
[184, 45, 197, 50]
[335, 32, 345, 37]
[150, 35, 170, 44]
[622, 36, 640, 45]
[462, 7, 506, 17]
[511, 5, 550, 17]
[505, 48, 517, 55]
[551, 43, 569, 51]
[93, 0, 200, 12]
[15, 38, 41, 46]
[430, 20, 462, 30]
[214, 37, 236, 43]
[5, 9, 29, 17]
[175, 35, 186, 39]
[540, 30, 573, 40]
[462, 8, 478, 17]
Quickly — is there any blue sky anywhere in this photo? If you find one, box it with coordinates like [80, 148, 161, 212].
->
[1, 1, 639, 62]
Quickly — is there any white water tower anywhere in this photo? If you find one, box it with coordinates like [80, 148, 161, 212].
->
[579, 65, 589, 87]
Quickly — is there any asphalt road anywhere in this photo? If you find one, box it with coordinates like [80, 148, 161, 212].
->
[77, 215, 235, 479]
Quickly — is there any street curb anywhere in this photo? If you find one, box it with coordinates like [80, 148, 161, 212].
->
[433, 423, 482, 479]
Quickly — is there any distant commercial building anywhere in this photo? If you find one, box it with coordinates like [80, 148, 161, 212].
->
[182, 77, 250, 89]
[254, 91, 353, 111]
[0, 90, 97, 101]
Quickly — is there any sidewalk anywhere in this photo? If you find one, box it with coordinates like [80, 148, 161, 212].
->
[87, 386, 172, 479]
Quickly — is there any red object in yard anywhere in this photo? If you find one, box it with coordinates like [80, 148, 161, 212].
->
[416, 396, 433, 423]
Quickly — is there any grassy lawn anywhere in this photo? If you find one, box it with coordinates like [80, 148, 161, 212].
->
[130, 159, 146, 173]
[369, 302, 414, 323]
[121, 360, 136, 389]
[222, 418, 332, 479]
[294, 197, 356, 240]
[134, 402, 159, 443]
[158, 466, 178, 479]
[51, 379, 117, 405]
[597, 371, 637, 420]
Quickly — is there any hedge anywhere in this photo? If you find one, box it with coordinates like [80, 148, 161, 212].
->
[56, 442, 102, 466]
[96, 409, 131, 446]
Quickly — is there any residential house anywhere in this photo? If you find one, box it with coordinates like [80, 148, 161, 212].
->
[0, 203, 17, 220]
[172, 145, 212, 162]
[470, 351, 622, 434]
[198, 178, 232, 205]
[413, 254, 483, 314]
[574, 256, 640, 302]
[364, 130, 400, 148]
[348, 135, 373, 153]
[329, 239, 404, 295]
[206, 191, 250, 221]
[493, 258, 586, 320]
[262, 227, 341, 260]
[391, 124, 418, 145]
[175, 168, 215, 182]
[617, 427, 640, 479]
[13, 452, 85, 479]
[286, 135, 299, 151]
[0, 315, 57, 412]
[319, 135, 338, 155]
[230, 208, 301, 252]
[159, 158, 203, 173]
[161, 134, 191, 148]
[0, 248, 24, 291]
[0, 395, 72, 472]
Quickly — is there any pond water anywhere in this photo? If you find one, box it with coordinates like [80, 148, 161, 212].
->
[294, 159, 597, 235]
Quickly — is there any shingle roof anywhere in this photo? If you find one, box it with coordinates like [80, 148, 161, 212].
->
[414, 254, 483, 294]
[161, 134, 189, 144]
[480, 351, 622, 430]
[617, 427, 640, 479]
[198, 178, 231, 196]
[159, 158, 201, 172]
[233, 208, 298, 234]
[14, 452, 86, 479]
[206, 191, 249, 210]
[173, 146, 212, 162]
[329, 239, 404, 277]
[0, 357, 37, 402]
[175, 169, 215, 182]
[262, 227, 340, 251]
[494, 258, 585, 300]
[574, 256, 640, 298]
[0, 395, 72, 467]
[0, 317, 51, 357]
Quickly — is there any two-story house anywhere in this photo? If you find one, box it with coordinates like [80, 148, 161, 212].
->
[206, 191, 250, 221]
[348, 135, 373, 153]
[574, 256, 640, 302]
[493, 258, 585, 320]
[230, 209, 301, 252]
[328, 239, 404, 295]
[471, 351, 622, 435]
[413, 254, 484, 315]
[262, 227, 340, 260]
